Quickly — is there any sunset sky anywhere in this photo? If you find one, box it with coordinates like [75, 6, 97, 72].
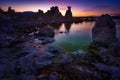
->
[0, 0, 120, 17]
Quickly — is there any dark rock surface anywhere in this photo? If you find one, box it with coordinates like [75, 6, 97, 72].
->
[92, 14, 117, 46]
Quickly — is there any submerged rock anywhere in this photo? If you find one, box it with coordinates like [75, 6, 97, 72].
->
[92, 14, 117, 46]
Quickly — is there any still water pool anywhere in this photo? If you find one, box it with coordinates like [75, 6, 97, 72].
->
[51, 20, 120, 52]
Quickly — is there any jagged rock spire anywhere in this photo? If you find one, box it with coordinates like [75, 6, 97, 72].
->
[65, 6, 72, 19]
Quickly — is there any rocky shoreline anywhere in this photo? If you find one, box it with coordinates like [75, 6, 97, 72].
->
[0, 11, 120, 80]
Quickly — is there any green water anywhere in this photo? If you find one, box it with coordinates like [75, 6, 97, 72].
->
[53, 35, 90, 52]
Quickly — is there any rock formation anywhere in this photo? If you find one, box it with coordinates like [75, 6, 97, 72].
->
[7, 7, 15, 17]
[65, 6, 72, 19]
[0, 8, 3, 19]
[44, 6, 63, 21]
[37, 9, 44, 17]
[0, 8, 3, 13]
[92, 14, 117, 46]
[7, 7, 15, 13]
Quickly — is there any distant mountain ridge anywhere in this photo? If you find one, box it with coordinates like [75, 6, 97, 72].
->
[16, 11, 37, 16]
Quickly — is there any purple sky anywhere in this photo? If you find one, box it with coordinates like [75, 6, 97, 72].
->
[0, 0, 120, 16]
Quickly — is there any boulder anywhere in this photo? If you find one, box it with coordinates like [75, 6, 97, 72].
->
[37, 27, 55, 37]
[92, 14, 117, 46]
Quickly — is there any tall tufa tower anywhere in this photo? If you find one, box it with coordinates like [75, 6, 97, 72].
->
[65, 6, 72, 19]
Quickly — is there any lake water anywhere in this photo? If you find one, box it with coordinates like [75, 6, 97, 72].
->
[51, 20, 120, 52]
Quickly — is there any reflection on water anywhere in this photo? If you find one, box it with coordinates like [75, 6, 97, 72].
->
[64, 23, 72, 33]
[51, 20, 120, 52]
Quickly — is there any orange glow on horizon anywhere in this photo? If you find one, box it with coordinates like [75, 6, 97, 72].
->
[73, 13, 100, 17]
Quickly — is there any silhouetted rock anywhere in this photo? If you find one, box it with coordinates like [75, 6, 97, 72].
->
[7, 7, 15, 16]
[0, 8, 3, 13]
[36, 9, 44, 20]
[92, 14, 117, 46]
[37, 9, 44, 16]
[44, 6, 63, 23]
[8, 7, 15, 13]
[51, 6, 63, 20]
[65, 6, 72, 19]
